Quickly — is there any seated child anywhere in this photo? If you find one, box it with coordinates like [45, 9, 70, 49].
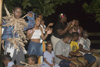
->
[41, 42, 60, 67]
[3, 53, 15, 67]
[70, 32, 96, 67]
[78, 30, 99, 67]
[17, 55, 40, 67]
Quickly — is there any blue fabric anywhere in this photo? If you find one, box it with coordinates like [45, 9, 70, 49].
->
[84, 53, 96, 63]
[2, 11, 35, 47]
[28, 41, 43, 56]
[59, 60, 71, 67]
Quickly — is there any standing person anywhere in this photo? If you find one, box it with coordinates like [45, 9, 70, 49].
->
[27, 14, 52, 56]
[51, 13, 71, 52]
[78, 30, 100, 67]
[2, 6, 35, 65]
[41, 42, 60, 67]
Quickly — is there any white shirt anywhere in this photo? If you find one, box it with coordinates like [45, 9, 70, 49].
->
[7, 61, 14, 67]
[40, 25, 46, 34]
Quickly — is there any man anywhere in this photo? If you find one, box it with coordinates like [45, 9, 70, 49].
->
[55, 33, 82, 67]
[2, 6, 35, 65]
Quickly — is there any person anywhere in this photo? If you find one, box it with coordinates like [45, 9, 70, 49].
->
[3, 54, 15, 67]
[27, 14, 52, 56]
[69, 20, 83, 41]
[51, 13, 71, 52]
[41, 42, 60, 67]
[17, 55, 40, 67]
[78, 30, 99, 67]
[55, 33, 84, 67]
[70, 32, 88, 67]
[2, 6, 35, 65]
[40, 19, 46, 34]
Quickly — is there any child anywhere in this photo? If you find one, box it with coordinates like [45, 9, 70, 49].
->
[17, 55, 40, 67]
[3, 54, 15, 67]
[41, 42, 60, 67]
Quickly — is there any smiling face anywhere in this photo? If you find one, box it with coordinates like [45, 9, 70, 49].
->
[13, 7, 22, 19]
[35, 17, 41, 27]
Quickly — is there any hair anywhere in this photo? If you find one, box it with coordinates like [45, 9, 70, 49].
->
[13, 6, 21, 11]
[81, 30, 87, 37]
[28, 55, 38, 64]
[34, 14, 40, 20]
[46, 42, 52, 47]
[63, 33, 72, 39]
[72, 32, 79, 38]
[2, 53, 12, 61]
[58, 13, 66, 20]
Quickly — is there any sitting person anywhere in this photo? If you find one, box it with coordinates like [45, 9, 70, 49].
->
[70, 32, 88, 67]
[70, 32, 96, 67]
[55, 33, 84, 67]
[17, 55, 40, 67]
[3, 53, 15, 67]
[41, 42, 60, 67]
[78, 30, 100, 67]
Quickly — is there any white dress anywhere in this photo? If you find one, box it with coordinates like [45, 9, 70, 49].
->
[41, 51, 60, 67]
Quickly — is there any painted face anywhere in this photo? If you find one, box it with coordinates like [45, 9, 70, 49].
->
[47, 44, 53, 51]
[35, 17, 41, 27]
[28, 58, 35, 65]
[13, 7, 22, 19]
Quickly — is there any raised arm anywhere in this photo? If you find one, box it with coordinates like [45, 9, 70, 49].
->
[24, 12, 35, 31]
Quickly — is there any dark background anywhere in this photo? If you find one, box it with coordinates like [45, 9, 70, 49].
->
[43, 0, 100, 49]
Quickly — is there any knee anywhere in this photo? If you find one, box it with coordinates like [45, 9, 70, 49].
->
[70, 63, 77, 67]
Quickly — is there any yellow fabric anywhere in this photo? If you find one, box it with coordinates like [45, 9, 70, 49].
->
[42, 41, 46, 52]
[70, 41, 79, 52]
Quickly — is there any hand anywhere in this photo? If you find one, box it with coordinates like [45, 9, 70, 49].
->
[27, 12, 33, 17]
[69, 57, 77, 61]
[47, 29, 52, 35]
[48, 23, 54, 26]
[76, 53, 83, 56]
[53, 63, 55, 66]
[50, 64, 53, 67]
[66, 22, 71, 28]
[92, 49, 96, 52]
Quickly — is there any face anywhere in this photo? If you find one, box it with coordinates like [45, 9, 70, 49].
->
[74, 20, 79, 26]
[41, 20, 45, 25]
[28, 58, 35, 65]
[83, 31, 88, 38]
[47, 44, 53, 51]
[65, 37, 72, 44]
[74, 36, 79, 41]
[13, 7, 22, 19]
[61, 15, 67, 22]
[39, 15, 43, 19]
[35, 17, 41, 27]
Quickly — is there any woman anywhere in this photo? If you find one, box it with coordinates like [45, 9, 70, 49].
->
[27, 14, 52, 56]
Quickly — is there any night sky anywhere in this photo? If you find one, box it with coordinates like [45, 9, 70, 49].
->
[44, 0, 100, 32]
[44, 0, 100, 49]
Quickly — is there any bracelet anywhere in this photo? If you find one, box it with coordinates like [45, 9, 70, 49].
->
[71, 25, 73, 27]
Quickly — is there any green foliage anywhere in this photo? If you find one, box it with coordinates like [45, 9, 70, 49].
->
[83, 0, 100, 23]
[3, 0, 75, 17]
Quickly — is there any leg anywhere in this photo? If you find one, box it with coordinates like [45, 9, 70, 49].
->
[70, 63, 76, 67]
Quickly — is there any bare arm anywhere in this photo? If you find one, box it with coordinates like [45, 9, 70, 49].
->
[27, 28, 35, 40]
[79, 44, 92, 53]
[44, 58, 53, 67]
[57, 22, 71, 35]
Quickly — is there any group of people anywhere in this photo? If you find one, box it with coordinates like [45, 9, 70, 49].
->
[2, 6, 100, 67]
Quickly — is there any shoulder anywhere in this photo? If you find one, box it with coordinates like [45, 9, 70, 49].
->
[56, 40, 63, 46]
